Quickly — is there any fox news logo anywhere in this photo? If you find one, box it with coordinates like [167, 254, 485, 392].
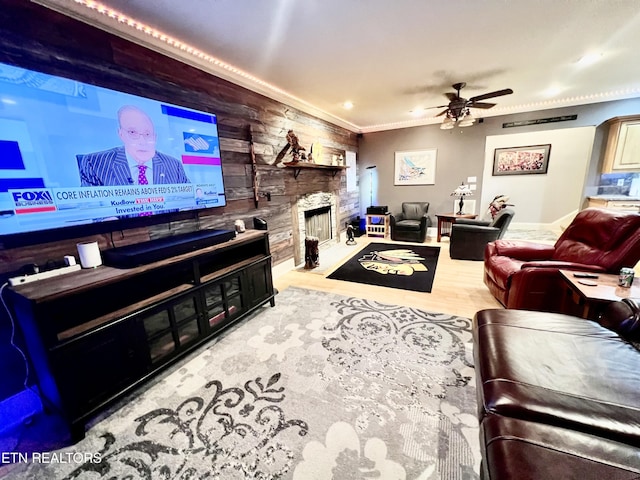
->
[12, 190, 55, 207]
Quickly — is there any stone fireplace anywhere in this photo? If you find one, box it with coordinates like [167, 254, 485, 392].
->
[292, 192, 338, 266]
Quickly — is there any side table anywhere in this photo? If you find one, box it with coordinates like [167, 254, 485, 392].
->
[435, 213, 477, 242]
[559, 269, 640, 320]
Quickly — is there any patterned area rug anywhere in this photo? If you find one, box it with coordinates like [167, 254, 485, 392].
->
[6, 287, 479, 479]
[327, 243, 440, 293]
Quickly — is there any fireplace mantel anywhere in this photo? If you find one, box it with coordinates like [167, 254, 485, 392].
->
[283, 162, 348, 179]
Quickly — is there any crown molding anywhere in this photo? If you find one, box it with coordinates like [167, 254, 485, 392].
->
[33, 0, 362, 133]
[29, 1, 640, 135]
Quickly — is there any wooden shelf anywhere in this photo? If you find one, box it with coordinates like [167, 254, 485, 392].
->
[283, 162, 348, 179]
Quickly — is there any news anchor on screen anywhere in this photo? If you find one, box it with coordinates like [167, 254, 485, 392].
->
[78, 105, 190, 186]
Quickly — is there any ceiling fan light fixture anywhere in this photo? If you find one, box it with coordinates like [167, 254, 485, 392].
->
[440, 114, 455, 130]
[458, 110, 475, 127]
[431, 83, 513, 130]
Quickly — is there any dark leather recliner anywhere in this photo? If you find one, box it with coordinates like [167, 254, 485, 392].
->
[484, 207, 640, 313]
[473, 300, 640, 479]
[449, 208, 514, 260]
[390, 202, 430, 242]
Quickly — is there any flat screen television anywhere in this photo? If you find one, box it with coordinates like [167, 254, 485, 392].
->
[0, 61, 226, 247]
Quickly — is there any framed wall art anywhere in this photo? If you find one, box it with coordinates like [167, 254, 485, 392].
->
[394, 149, 437, 185]
[493, 144, 551, 176]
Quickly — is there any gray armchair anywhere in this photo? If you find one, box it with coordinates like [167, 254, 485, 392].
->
[449, 208, 515, 260]
[390, 202, 431, 242]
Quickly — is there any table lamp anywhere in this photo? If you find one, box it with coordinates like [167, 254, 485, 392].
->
[451, 182, 473, 215]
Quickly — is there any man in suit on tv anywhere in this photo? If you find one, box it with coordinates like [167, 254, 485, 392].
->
[78, 105, 190, 186]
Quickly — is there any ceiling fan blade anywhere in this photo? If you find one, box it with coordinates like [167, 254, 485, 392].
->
[468, 102, 496, 109]
[435, 109, 449, 117]
[469, 88, 513, 103]
[444, 92, 459, 101]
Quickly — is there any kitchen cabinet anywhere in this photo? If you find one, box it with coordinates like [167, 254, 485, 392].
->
[603, 116, 640, 172]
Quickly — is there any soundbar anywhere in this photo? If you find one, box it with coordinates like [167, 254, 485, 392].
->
[103, 229, 236, 268]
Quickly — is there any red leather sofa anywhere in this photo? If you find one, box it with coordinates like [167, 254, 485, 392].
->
[484, 207, 640, 313]
[473, 300, 640, 479]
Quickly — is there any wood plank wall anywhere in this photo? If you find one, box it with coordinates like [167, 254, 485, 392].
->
[0, 1, 360, 275]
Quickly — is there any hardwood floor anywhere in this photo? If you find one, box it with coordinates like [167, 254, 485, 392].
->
[273, 236, 504, 319]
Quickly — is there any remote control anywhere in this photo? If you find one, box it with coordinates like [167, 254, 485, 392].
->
[573, 273, 599, 279]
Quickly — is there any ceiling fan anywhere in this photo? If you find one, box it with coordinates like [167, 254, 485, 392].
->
[430, 82, 513, 128]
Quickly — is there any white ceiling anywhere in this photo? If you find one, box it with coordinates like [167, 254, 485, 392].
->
[39, 0, 640, 133]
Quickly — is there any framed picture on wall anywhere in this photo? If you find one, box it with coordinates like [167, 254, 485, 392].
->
[394, 149, 437, 185]
[493, 144, 551, 176]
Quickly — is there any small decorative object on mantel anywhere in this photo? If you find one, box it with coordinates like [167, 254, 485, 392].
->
[310, 141, 323, 164]
[285, 130, 306, 163]
[451, 182, 473, 215]
[307, 142, 313, 163]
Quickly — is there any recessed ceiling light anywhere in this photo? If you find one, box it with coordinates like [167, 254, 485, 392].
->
[409, 108, 426, 118]
[342, 101, 354, 110]
[576, 53, 603, 67]
[543, 85, 564, 97]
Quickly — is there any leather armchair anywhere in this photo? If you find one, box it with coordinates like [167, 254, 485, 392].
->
[449, 208, 514, 260]
[390, 202, 430, 242]
[484, 207, 640, 313]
